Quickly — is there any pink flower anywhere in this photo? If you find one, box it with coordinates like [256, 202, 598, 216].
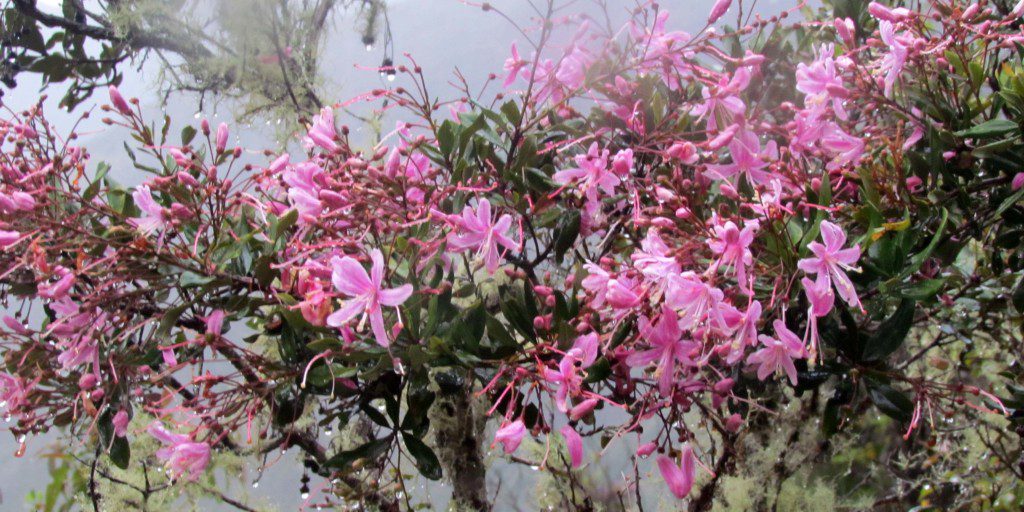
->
[147, 423, 211, 481]
[705, 129, 778, 186]
[560, 425, 584, 468]
[493, 419, 526, 454]
[878, 21, 908, 97]
[446, 199, 519, 274]
[554, 143, 621, 203]
[748, 319, 805, 385]
[802, 276, 835, 362]
[707, 218, 758, 287]
[503, 42, 528, 87]
[304, 106, 339, 152]
[326, 249, 413, 347]
[796, 44, 848, 118]
[129, 185, 167, 235]
[0, 373, 29, 414]
[724, 300, 761, 364]
[581, 263, 612, 308]
[543, 345, 592, 412]
[797, 221, 862, 310]
[665, 273, 727, 331]
[657, 444, 695, 499]
[282, 162, 325, 223]
[626, 307, 695, 396]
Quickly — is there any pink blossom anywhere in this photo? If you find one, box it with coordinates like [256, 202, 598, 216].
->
[802, 276, 835, 362]
[626, 307, 695, 396]
[493, 419, 526, 454]
[878, 21, 908, 97]
[129, 185, 167, 235]
[445, 199, 519, 274]
[304, 106, 339, 152]
[707, 217, 758, 286]
[657, 444, 695, 499]
[560, 425, 584, 468]
[0, 373, 29, 414]
[798, 221, 862, 309]
[554, 143, 621, 203]
[724, 300, 761, 364]
[665, 273, 728, 331]
[568, 398, 599, 421]
[748, 319, 805, 385]
[796, 44, 848, 118]
[147, 423, 211, 481]
[705, 129, 778, 186]
[326, 249, 413, 347]
[503, 42, 527, 87]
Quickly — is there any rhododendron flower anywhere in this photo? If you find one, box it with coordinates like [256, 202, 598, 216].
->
[554, 143, 620, 203]
[705, 129, 777, 185]
[707, 217, 758, 287]
[632, 230, 680, 278]
[445, 199, 518, 274]
[581, 262, 612, 308]
[796, 44, 848, 118]
[560, 425, 584, 468]
[543, 340, 595, 412]
[304, 106, 339, 152]
[503, 42, 527, 87]
[493, 419, 525, 454]
[657, 444, 695, 499]
[626, 307, 695, 396]
[147, 423, 211, 481]
[690, 69, 750, 131]
[798, 221, 862, 310]
[0, 373, 29, 413]
[666, 273, 727, 331]
[878, 21, 908, 97]
[326, 249, 413, 347]
[748, 319, 805, 385]
[129, 185, 167, 235]
[802, 276, 835, 362]
[724, 300, 761, 364]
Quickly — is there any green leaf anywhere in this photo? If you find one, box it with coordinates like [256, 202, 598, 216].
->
[955, 118, 1018, 138]
[867, 381, 914, 422]
[402, 434, 442, 480]
[553, 210, 581, 263]
[109, 436, 130, 470]
[324, 438, 391, 469]
[180, 125, 197, 146]
[861, 299, 916, 362]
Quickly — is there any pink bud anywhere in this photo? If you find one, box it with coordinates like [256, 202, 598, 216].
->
[726, 413, 744, 432]
[78, 373, 98, 390]
[176, 171, 200, 187]
[666, 141, 699, 164]
[569, 398, 599, 421]
[713, 378, 735, 394]
[834, 17, 855, 45]
[868, 2, 911, 22]
[200, 119, 211, 136]
[1013, 172, 1024, 191]
[112, 410, 130, 437]
[108, 85, 133, 116]
[216, 123, 229, 154]
[637, 442, 657, 457]
[707, 0, 732, 24]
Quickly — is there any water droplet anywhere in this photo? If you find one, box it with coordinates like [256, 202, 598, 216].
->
[387, 74, 396, 82]
[365, 44, 374, 52]
[14, 442, 26, 457]
[301, 492, 310, 500]
[252, 482, 260, 489]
